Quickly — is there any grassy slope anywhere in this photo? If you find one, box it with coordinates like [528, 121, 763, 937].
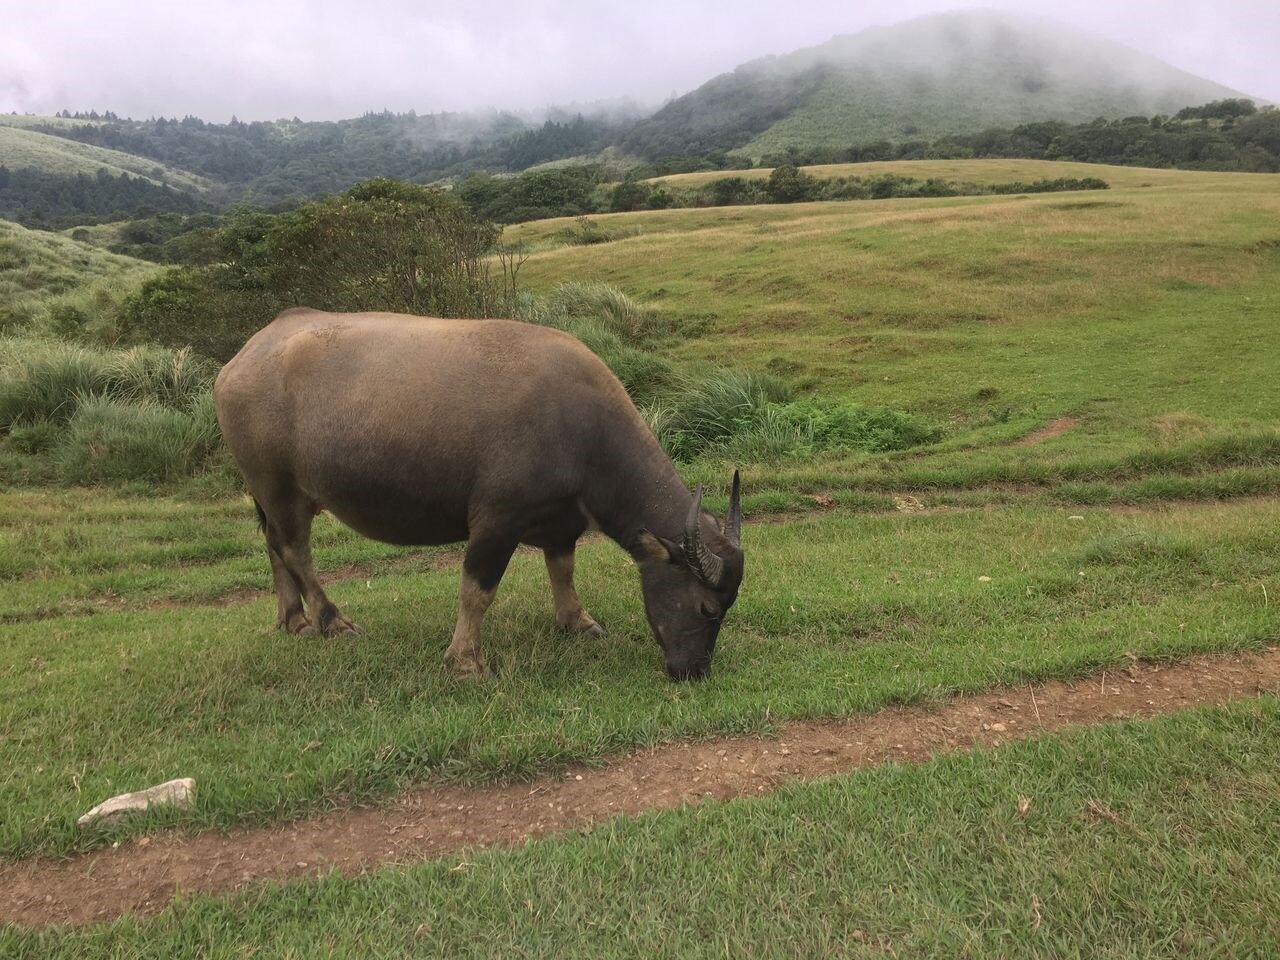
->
[507, 162, 1280, 465]
[8, 698, 1279, 957]
[0, 126, 211, 193]
[642, 158, 1260, 189]
[0, 218, 159, 333]
[2, 495, 1277, 859]
[0, 115, 104, 132]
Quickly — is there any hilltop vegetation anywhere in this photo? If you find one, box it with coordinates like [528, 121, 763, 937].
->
[622, 10, 1253, 159]
[0, 106, 638, 222]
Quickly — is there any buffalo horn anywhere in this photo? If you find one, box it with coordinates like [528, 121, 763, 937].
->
[684, 484, 724, 585]
[725, 469, 742, 547]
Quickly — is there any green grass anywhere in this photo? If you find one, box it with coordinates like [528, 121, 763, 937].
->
[7, 697, 1279, 957]
[644, 158, 1274, 190]
[1, 493, 1277, 861]
[505, 162, 1280, 487]
[2, 159, 1279, 942]
[0, 219, 159, 338]
[0, 125, 211, 193]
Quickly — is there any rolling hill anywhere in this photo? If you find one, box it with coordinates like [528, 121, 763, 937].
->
[620, 9, 1254, 159]
[0, 123, 213, 192]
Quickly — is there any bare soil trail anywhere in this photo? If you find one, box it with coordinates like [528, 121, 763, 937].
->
[4, 646, 1278, 929]
[1017, 416, 1079, 445]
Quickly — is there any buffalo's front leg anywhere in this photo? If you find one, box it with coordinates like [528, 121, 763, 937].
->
[445, 533, 517, 677]
[544, 547, 605, 638]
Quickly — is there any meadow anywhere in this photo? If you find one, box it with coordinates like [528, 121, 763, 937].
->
[2, 159, 1279, 953]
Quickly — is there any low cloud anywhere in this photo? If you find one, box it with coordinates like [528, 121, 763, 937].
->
[1, 0, 1275, 121]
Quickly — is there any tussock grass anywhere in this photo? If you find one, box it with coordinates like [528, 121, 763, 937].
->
[53, 391, 222, 484]
[0, 338, 220, 482]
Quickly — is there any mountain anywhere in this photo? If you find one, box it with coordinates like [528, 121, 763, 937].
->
[620, 9, 1255, 159]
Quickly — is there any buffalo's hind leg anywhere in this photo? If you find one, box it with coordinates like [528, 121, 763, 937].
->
[268, 543, 313, 635]
[544, 546, 605, 638]
[256, 494, 362, 637]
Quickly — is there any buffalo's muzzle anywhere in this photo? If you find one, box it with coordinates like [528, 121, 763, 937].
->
[666, 659, 711, 682]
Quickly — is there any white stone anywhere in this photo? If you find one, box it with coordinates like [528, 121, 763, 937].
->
[76, 777, 195, 829]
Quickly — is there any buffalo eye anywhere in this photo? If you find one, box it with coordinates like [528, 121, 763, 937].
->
[699, 600, 722, 620]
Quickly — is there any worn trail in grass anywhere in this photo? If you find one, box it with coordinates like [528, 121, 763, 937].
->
[4, 644, 1276, 929]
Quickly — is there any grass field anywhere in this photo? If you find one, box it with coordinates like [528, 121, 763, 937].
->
[641, 158, 1272, 190]
[3, 494, 1277, 861]
[2, 159, 1279, 948]
[508, 162, 1280, 459]
[6, 698, 1278, 956]
[0, 125, 211, 193]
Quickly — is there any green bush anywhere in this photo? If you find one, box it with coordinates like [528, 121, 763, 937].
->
[765, 165, 820, 203]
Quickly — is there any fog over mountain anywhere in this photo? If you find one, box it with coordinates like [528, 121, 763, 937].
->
[1, 1, 1276, 122]
[622, 9, 1257, 159]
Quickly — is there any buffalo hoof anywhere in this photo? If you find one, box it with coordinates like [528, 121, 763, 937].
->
[325, 619, 363, 638]
[445, 649, 489, 679]
[558, 611, 605, 638]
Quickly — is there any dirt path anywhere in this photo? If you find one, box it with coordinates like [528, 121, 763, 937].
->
[5, 646, 1278, 929]
[1016, 416, 1079, 445]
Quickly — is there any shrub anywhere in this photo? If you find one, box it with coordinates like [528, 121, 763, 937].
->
[116, 179, 509, 361]
[764, 165, 819, 203]
[557, 217, 613, 246]
[610, 182, 652, 212]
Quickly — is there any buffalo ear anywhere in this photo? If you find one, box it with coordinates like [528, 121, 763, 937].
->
[634, 529, 682, 565]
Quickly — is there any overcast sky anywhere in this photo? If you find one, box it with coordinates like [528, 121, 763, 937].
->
[2, 0, 1277, 122]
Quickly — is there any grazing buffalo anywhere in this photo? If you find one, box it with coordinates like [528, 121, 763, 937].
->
[213, 308, 744, 680]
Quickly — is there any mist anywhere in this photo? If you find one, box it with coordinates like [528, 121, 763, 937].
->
[2, 0, 1277, 122]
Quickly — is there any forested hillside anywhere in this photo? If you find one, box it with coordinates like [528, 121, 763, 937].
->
[0, 107, 638, 226]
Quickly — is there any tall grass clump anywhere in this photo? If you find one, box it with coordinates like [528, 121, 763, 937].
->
[0, 339, 213, 429]
[0, 339, 117, 427]
[644, 372, 942, 462]
[539, 282, 664, 342]
[52, 389, 223, 483]
[108, 345, 216, 407]
[517, 283, 674, 401]
[1, 337, 223, 484]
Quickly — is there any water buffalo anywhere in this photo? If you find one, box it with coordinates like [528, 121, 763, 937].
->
[213, 308, 744, 681]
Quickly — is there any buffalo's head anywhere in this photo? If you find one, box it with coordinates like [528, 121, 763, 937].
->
[634, 471, 743, 681]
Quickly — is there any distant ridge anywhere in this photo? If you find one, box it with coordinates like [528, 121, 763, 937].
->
[620, 9, 1255, 159]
